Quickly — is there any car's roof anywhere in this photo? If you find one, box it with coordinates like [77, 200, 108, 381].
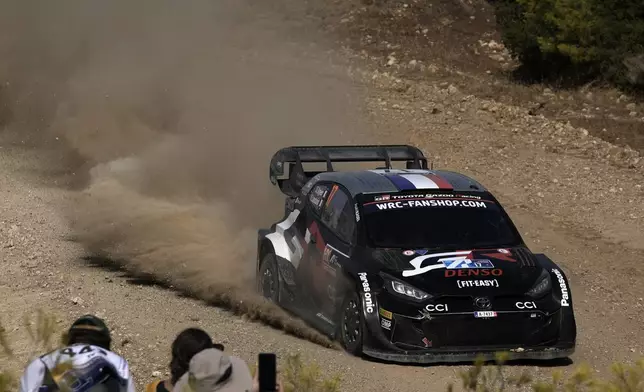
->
[312, 169, 489, 197]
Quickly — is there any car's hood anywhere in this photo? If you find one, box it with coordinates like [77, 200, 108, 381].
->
[370, 246, 543, 296]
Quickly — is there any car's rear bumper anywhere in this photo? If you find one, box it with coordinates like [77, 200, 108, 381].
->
[362, 344, 574, 364]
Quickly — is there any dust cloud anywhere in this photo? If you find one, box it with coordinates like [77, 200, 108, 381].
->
[0, 0, 371, 347]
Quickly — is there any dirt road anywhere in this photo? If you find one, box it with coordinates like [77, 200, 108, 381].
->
[1, 0, 643, 391]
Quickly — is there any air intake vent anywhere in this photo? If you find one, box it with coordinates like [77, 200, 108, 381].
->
[514, 247, 537, 268]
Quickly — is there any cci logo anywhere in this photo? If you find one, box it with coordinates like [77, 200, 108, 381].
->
[515, 301, 537, 309]
[425, 304, 449, 312]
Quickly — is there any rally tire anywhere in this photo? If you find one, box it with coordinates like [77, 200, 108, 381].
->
[258, 252, 280, 303]
[338, 289, 365, 356]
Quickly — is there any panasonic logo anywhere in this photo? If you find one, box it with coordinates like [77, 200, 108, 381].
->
[358, 272, 374, 313]
[552, 269, 570, 307]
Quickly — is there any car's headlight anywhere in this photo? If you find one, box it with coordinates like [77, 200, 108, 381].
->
[526, 269, 552, 299]
[381, 273, 431, 301]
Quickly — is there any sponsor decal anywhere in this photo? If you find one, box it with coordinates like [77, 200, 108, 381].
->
[422, 337, 432, 348]
[402, 250, 415, 256]
[445, 269, 503, 277]
[515, 301, 537, 309]
[442, 258, 494, 269]
[326, 185, 340, 207]
[425, 304, 449, 312]
[375, 199, 487, 210]
[316, 313, 334, 325]
[309, 192, 326, 209]
[374, 194, 390, 202]
[474, 311, 497, 318]
[402, 251, 472, 277]
[313, 185, 327, 196]
[322, 245, 333, 263]
[482, 250, 516, 262]
[389, 193, 482, 200]
[552, 269, 570, 307]
[380, 318, 392, 330]
[354, 203, 360, 222]
[321, 246, 338, 276]
[379, 307, 393, 319]
[457, 279, 499, 288]
[358, 272, 375, 313]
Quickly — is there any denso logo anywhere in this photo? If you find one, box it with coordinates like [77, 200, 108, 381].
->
[358, 272, 374, 313]
[515, 301, 537, 309]
[425, 304, 449, 312]
[445, 269, 503, 277]
[552, 269, 570, 307]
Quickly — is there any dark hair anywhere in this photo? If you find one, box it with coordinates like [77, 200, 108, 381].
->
[67, 329, 112, 351]
[67, 315, 112, 350]
[170, 328, 223, 385]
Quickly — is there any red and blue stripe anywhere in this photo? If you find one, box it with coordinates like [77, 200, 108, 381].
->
[371, 170, 453, 191]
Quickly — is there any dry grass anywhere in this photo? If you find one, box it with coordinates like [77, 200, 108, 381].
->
[0, 309, 64, 391]
[449, 351, 644, 392]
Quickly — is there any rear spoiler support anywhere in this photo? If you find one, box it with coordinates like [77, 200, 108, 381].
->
[269, 145, 429, 196]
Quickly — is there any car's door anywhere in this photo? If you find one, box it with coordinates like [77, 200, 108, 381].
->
[292, 181, 332, 300]
[310, 183, 357, 320]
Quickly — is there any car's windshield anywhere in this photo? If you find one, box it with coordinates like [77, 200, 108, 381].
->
[360, 192, 522, 249]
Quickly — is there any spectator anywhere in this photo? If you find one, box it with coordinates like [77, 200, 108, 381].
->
[19, 314, 135, 392]
[171, 347, 253, 392]
[146, 328, 224, 392]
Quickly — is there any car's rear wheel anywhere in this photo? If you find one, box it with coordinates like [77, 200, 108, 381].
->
[258, 252, 280, 303]
[338, 290, 364, 356]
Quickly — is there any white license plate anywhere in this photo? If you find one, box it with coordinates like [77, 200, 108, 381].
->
[474, 311, 497, 318]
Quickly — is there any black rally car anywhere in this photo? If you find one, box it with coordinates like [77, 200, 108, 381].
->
[256, 145, 576, 363]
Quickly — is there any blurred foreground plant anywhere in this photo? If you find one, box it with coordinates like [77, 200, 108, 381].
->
[250, 353, 342, 392]
[0, 309, 64, 392]
[450, 351, 644, 392]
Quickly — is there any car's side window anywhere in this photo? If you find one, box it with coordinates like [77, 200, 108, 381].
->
[308, 183, 331, 216]
[320, 184, 355, 243]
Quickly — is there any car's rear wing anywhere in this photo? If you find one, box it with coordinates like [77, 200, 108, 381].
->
[269, 145, 429, 196]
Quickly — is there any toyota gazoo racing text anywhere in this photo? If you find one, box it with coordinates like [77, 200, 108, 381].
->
[256, 145, 576, 364]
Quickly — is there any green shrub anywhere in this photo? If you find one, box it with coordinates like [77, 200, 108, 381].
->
[492, 0, 644, 87]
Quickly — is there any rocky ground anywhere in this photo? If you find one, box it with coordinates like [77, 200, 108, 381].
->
[1, 0, 643, 391]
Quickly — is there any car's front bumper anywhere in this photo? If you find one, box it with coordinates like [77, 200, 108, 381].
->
[359, 292, 576, 364]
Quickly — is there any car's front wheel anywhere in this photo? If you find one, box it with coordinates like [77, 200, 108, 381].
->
[258, 252, 280, 303]
[338, 290, 365, 356]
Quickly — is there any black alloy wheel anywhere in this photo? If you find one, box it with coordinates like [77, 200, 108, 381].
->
[339, 290, 364, 355]
[258, 253, 280, 303]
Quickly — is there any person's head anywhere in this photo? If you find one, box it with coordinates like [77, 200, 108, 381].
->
[171, 348, 253, 392]
[66, 315, 112, 350]
[170, 328, 223, 385]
